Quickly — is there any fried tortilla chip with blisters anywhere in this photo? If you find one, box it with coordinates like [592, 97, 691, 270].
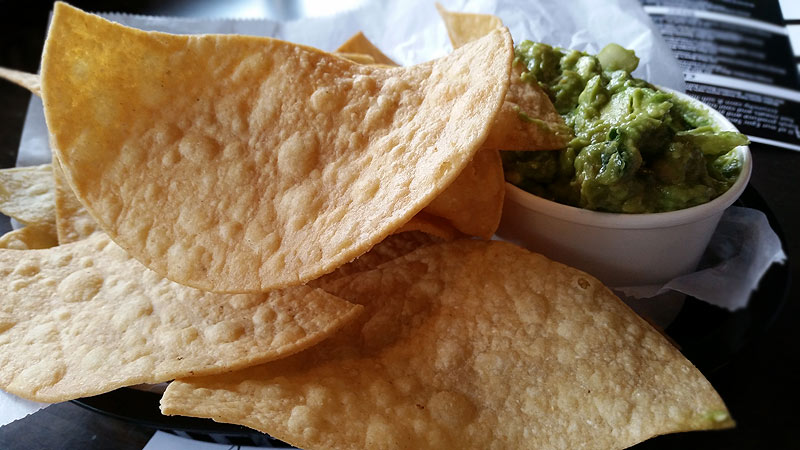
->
[0, 233, 362, 402]
[42, 2, 513, 293]
[162, 240, 732, 450]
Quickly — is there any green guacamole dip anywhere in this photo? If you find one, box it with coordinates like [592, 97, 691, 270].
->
[502, 41, 747, 213]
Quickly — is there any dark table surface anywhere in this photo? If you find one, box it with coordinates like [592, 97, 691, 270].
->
[1, 1, 799, 449]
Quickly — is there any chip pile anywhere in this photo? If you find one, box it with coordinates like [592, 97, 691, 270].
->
[0, 2, 732, 449]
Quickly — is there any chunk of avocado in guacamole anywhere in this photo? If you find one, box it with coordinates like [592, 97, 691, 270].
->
[502, 41, 747, 213]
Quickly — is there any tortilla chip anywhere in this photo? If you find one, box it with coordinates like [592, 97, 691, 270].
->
[435, 4, 504, 49]
[0, 164, 55, 226]
[335, 31, 397, 66]
[424, 148, 504, 238]
[0, 162, 60, 249]
[483, 65, 571, 151]
[0, 223, 58, 249]
[436, 4, 569, 151]
[0, 67, 41, 97]
[162, 240, 733, 449]
[0, 233, 362, 402]
[42, 3, 512, 293]
[52, 156, 99, 244]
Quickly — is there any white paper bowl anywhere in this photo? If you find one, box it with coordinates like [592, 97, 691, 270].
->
[496, 91, 752, 287]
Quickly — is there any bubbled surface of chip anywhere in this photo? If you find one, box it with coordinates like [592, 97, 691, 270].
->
[0, 233, 361, 402]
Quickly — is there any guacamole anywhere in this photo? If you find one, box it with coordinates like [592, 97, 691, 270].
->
[502, 41, 747, 213]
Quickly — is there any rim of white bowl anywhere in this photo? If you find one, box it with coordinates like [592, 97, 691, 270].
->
[504, 89, 753, 230]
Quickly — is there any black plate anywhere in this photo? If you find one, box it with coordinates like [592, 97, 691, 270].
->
[73, 185, 791, 448]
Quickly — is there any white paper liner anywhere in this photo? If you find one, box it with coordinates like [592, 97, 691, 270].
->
[616, 206, 787, 311]
[0, 392, 48, 427]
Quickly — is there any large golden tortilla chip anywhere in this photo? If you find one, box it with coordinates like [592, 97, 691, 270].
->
[52, 156, 99, 244]
[0, 164, 55, 226]
[162, 240, 732, 449]
[0, 67, 41, 97]
[436, 4, 569, 151]
[0, 233, 362, 402]
[42, 3, 512, 293]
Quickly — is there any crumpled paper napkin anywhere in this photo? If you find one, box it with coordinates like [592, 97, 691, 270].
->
[0, 392, 48, 429]
[617, 206, 787, 311]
